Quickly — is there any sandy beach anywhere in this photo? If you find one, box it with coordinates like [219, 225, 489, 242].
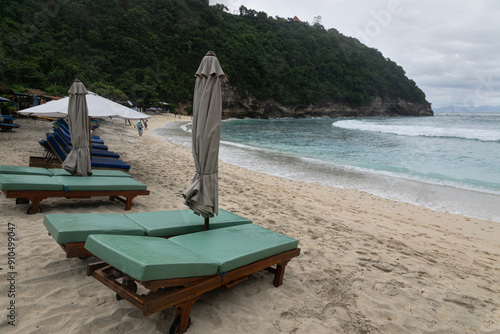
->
[1, 114, 499, 334]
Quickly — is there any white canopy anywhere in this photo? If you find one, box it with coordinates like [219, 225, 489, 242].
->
[17, 92, 150, 120]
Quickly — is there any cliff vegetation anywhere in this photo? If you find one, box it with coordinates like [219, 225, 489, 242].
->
[0, 0, 433, 117]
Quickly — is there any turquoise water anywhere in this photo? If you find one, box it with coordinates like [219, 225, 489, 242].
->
[221, 114, 500, 194]
[156, 113, 500, 222]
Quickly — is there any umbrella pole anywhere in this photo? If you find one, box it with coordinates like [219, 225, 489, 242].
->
[204, 217, 209, 231]
[88, 116, 92, 156]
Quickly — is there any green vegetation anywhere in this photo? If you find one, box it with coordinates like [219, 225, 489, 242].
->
[0, 0, 428, 107]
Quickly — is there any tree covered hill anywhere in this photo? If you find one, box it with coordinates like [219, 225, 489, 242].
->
[0, 0, 431, 113]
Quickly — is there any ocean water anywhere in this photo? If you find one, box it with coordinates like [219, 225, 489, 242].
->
[155, 113, 500, 222]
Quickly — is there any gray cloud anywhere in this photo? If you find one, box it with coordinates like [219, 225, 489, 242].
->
[210, 0, 500, 107]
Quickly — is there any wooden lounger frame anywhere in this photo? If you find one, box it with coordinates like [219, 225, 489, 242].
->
[29, 156, 61, 168]
[87, 247, 301, 334]
[0, 124, 19, 132]
[2, 189, 150, 214]
[58, 242, 89, 258]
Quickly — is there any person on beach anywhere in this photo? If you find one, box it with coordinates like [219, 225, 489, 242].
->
[136, 120, 144, 137]
[144, 119, 148, 130]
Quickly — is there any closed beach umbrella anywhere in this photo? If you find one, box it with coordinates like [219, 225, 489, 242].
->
[62, 79, 92, 176]
[183, 51, 225, 229]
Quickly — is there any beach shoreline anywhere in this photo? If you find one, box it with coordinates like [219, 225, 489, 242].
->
[157, 119, 500, 223]
[1, 114, 499, 333]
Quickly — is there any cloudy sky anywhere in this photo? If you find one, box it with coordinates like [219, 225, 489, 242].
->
[209, 0, 500, 108]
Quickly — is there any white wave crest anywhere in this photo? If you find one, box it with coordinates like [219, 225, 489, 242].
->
[332, 120, 500, 142]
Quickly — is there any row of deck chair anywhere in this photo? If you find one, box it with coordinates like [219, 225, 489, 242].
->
[55, 117, 100, 135]
[32, 118, 132, 171]
[54, 118, 105, 144]
[51, 131, 120, 159]
[55, 117, 100, 132]
[42, 209, 300, 333]
[0, 165, 149, 214]
[0, 122, 20, 131]
[56, 118, 101, 131]
[53, 127, 109, 150]
[0, 114, 20, 132]
[45, 132, 131, 171]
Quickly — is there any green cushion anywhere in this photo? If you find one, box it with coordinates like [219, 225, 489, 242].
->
[170, 224, 299, 273]
[44, 209, 251, 244]
[44, 213, 146, 244]
[47, 169, 73, 176]
[52, 176, 147, 191]
[125, 209, 252, 237]
[85, 234, 219, 281]
[0, 174, 63, 191]
[0, 174, 146, 192]
[48, 169, 132, 177]
[0, 165, 52, 176]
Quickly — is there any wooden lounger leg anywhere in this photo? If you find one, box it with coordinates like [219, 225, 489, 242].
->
[172, 298, 197, 334]
[273, 260, 290, 287]
[28, 198, 43, 214]
[109, 195, 135, 210]
[124, 196, 135, 211]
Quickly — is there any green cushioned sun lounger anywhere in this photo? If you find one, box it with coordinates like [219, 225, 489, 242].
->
[0, 174, 149, 214]
[0, 174, 145, 191]
[44, 213, 146, 244]
[86, 224, 298, 281]
[125, 209, 252, 236]
[169, 224, 299, 274]
[43, 209, 252, 258]
[86, 235, 220, 281]
[0, 174, 64, 190]
[0, 165, 53, 176]
[51, 176, 146, 191]
[0, 165, 131, 177]
[86, 224, 300, 333]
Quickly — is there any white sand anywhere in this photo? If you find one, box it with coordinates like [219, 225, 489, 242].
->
[0, 115, 499, 333]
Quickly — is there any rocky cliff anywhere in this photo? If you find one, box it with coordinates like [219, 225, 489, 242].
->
[221, 84, 433, 119]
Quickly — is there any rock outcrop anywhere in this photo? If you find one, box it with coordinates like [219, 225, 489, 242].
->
[220, 84, 433, 119]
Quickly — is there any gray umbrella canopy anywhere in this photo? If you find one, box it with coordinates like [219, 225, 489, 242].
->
[183, 51, 225, 222]
[61, 79, 92, 176]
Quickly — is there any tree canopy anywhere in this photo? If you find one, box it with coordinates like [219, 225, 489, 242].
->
[0, 0, 429, 107]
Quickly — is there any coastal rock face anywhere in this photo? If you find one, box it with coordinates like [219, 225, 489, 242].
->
[220, 85, 433, 119]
